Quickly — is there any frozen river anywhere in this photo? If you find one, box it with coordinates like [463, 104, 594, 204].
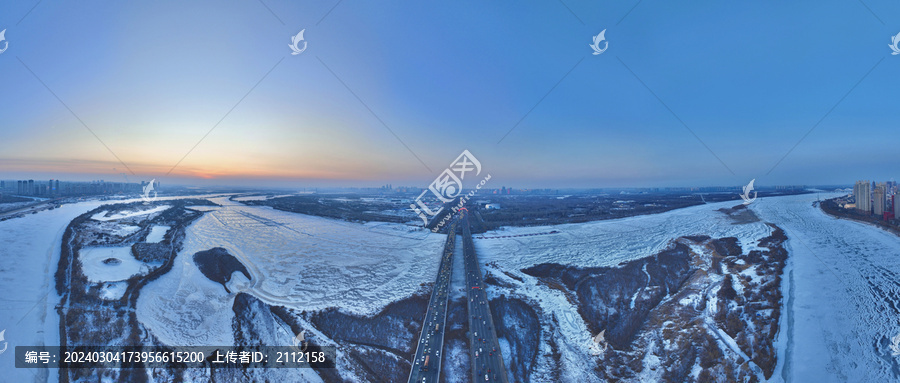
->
[754, 194, 900, 382]
[2, 192, 900, 381]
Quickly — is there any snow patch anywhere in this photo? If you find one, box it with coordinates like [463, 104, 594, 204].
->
[91, 205, 171, 221]
[100, 282, 128, 300]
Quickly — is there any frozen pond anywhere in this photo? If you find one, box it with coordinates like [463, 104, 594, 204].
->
[146, 225, 170, 243]
[78, 246, 150, 282]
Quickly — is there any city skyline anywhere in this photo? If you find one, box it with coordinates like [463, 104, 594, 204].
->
[0, 175, 860, 194]
[2, 1, 900, 188]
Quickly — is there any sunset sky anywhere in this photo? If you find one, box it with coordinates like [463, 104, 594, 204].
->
[1, 0, 899, 188]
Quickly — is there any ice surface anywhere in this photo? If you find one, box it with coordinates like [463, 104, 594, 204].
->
[137, 197, 445, 348]
[0, 200, 107, 382]
[753, 193, 900, 382]
[145, 225, 170, 243]
[474, 199, 772, 271]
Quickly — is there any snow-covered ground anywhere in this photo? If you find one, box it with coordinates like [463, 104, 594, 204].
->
[77, 246, 152, 283]
[232, 195, 270, 202]
[136, 196, 445, 347]
[99, 281, 128, 300]
[91, 205, 171, 221]
[473, 193, 900, 382]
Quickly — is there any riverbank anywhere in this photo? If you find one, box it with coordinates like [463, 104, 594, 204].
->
[819, 198, 900, 238]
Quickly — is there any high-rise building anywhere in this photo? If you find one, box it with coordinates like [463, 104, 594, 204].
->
[895, 193, 900, 219]
[874, 185, 886, 216]
[28, 180, 34, 196]
[855, 180, 872, 213]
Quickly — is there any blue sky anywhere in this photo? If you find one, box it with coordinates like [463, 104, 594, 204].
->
[0, 0, 898, 188]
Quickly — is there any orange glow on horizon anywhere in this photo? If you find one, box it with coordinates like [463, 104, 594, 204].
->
[0, 157, 410, 183]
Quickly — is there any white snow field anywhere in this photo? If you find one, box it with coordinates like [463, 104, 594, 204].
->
[136, 197, 444, 348]
[90, 205, 171, 221]
[77, 246, 152, 283]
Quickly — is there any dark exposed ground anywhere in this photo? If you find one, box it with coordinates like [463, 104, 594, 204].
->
[308, 287, 431, 382]
[718, 203, 762, 224]
[193, 247, 251, 293]
[519, 225, 789, 381]
[488, 295, 541, 382]
[477, 195, 705, 231]
[243, 195, 412, 224]
[473, 191, 808, 231]
[237, 191, 809, 234]
[0, 195, 32, 203]
[522, 242, 694, 349]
